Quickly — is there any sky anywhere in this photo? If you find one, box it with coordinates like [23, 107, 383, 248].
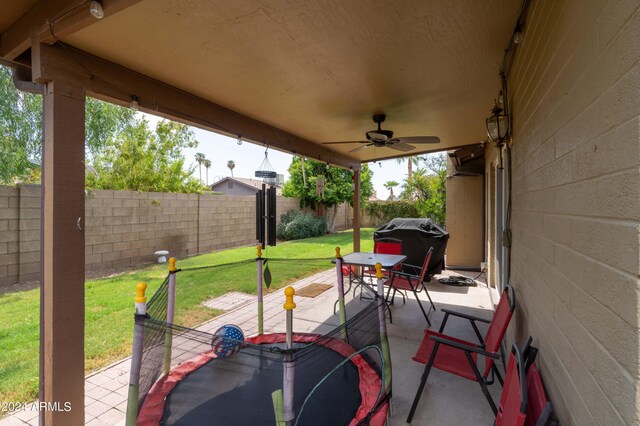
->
[141, 112, 425, 198]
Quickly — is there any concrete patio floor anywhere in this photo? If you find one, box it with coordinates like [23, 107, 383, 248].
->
[1, 268, 502, 426]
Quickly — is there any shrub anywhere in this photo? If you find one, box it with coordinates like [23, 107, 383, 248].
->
[364, 201, 421, 225]
[277, 210, 327, 240]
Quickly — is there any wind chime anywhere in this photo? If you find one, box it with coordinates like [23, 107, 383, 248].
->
[255, 147, 277, 248]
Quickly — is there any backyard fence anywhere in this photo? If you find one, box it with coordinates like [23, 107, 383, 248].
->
[0, 185, 369, 288]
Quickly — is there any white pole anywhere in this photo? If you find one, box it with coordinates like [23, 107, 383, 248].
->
[125, 282, 148, 426]
[283, 287, 296, 425]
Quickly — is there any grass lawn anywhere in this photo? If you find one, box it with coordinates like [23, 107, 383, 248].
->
[0, 229, 373, 403]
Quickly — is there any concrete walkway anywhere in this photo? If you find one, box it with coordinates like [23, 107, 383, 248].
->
[1, 268, 501, 425]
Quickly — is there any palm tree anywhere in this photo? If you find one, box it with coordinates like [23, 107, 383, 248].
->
[227, 160, 235, 177]
[384, 180, 399, 200]
[194, 152, 205, 182]
[396, 156, 421, 200]
[203, 159, 212, 186]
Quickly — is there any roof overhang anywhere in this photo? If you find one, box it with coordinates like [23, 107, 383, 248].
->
[2, 0, 520, 167]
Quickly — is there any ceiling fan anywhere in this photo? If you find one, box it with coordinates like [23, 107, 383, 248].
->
[324, 114, 440, 153]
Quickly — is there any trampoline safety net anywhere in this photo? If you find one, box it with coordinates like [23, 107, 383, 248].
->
[132, 261, 389, 426]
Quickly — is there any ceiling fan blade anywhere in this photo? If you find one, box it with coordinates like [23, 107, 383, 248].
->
[388, 143, 415, 152]
[322, 141, 368, 145]
[392, 136, 440, 144]
[349, 143, 372, 153]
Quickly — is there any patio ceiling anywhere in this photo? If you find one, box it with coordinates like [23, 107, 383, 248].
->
[2, 0, 519, 165]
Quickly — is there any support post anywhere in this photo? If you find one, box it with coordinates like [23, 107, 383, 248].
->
[257, 245, 264, 335]
[353, 169, 361, 252]
[163, 258, 177, 374]
[126, 283, 148, 426]
[40, 79, 86, 425]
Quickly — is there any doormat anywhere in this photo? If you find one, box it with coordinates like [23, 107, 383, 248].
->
[296, 283, 333, 298]
[437, 276, 478, 287]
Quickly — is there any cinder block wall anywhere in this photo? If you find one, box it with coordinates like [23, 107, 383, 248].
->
[85, 190, 201, 272]
[0, 187, 357, 288]
[0, 186, 20, 286]
[506, 1, 639, 424]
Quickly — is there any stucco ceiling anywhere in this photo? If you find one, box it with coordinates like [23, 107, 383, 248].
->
[7, 0, 520, 164]
[0, 0, 37, 33]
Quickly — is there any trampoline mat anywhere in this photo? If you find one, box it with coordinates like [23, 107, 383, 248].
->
[162, 342, 363, 425]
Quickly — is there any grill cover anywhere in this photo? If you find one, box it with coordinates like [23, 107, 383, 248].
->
[374, 218, 449, 276]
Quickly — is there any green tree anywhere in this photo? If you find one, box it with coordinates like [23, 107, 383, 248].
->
[227, 160, 235, 177]
[0, 66, 43, 184]
[194, 152, 206, 182]
[395, 156, 422, 198]
[85, 97, 135, 158]
[0, 65, 135, 184]
[86, 119, 205, 193]
[403, 152, 447, 225]
[383, 180, 399, 200]
[282, 157, 373, 232]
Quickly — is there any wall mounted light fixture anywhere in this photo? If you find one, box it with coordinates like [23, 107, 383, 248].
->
[486, 97, 509, 169]
[486, 98, 509, 142]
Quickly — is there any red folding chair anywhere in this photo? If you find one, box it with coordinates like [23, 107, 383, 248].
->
[384, 246, 436, 326]
[406, 285, 516, 422]
[495, 342, 528, 426]
[525, 363, 558, 426]
[357, 238, 403, 300]
[521, 337, 558, 426]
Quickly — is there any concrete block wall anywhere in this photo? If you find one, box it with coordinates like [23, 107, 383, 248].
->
[0, 187, 356, 288]
[0, 186, 20, 286]
[505, 1, 640, 424]
[198, 194, 256, 253]
[85, 191, 200, 272]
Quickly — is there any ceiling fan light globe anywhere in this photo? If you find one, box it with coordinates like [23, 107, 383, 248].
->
[366, 129, 394, 142]
[366, 131, 387, 142]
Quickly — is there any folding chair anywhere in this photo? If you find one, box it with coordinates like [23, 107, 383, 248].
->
[520, 337, 559, 426]
[406, 285, 516, 422]
[495, 342, 528, 426]
[357, 238, 403, 300]
[384, 246, 436, 325]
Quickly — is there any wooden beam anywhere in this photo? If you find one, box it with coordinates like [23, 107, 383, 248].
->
[31, 42, 360, 170]
[38, 0, 143, 46]
[1, 0, 140, 60]
[41, 79, 86, 425]
[1, 0, 82, 60]
[12, 65, 43, 93]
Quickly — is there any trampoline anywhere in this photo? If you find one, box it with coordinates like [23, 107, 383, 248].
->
[127, 256, 390, 426]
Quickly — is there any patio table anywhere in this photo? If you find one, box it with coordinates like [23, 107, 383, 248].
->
[333, 252, 406, 323]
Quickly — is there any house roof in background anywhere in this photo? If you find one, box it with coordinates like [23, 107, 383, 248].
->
[210, 177, 283, 194]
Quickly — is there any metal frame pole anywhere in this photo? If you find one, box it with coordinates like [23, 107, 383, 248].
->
[125, 282, 148, 426]
[335, 247, 347, 328]
[257, 246, 264, 335]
